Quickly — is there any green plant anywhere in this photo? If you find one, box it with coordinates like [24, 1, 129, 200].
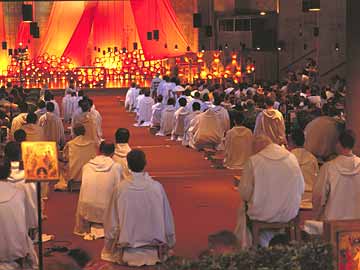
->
[159, 240, 334, 270]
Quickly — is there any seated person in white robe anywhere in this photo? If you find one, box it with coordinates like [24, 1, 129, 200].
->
[156, 98, 176, 136]
[210, 96, 231, 134]
[39, 102, 65, 147]
[290, 129, 319, 200]
[88, 98, 103, 141]
[101, 150, 176, 266]
[55, 124, 97, 191]
[254, 97, 287, 146]
[21, 112, 45, 142]
[72, 99, 100, 145]
[135, 90, 145, 113]
[0, 162, 38, 269]
[9, 102, 28, 140]
[306, 130, 360, 235]
[44, 92, 60, 118]
[74, 142, 122, 236]
[234, 135, 304, 248]
[4, 142, 38, 230]
[183, 102, 202, 147]
[186, 91, 203, 112]
[136, 90, 154, 127]
[125, 82, 139, 112]
[171, 97, 189, 141]
[62, 90, 75, 123]
[189, 109, 224, 150]
[34, 100, 47, 120]
[150, 95, 164, 129]
[224, 112, 253, 170]
[113, 128, 132, 180]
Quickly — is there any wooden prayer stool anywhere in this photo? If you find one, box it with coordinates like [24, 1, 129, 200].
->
[203, 147, 217, 160]
[149, 126, 159, 135]
[251, 216, 301, 246]
[210, 154, 225, 169]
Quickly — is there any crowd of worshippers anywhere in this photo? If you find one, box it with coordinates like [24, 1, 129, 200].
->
[0, 71, 358, 269]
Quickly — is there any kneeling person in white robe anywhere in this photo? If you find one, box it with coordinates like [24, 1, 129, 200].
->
[74, 142, 122, 236]
[182, 102, 202, 147]
[113, 128, 132, 180]
[150, 95, 164, 129]
[102, 150, 175, 266]
[305, 130, 360, 235]
[0, 162, 37, 269]
[136, 90, 154, 127]
[234, 136, 304, 248]
[171, 97, 189, 141]
[156, 98, 176, 136]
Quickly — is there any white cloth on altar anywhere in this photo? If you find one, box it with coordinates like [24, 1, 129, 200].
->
[156, 105, 176, 136]
[74, 156, 122, 234]
[137, 96, 154, 125]
[0, 182, 37, 266]
[101, 172, 175, 266]
[39, 112, 65, 145]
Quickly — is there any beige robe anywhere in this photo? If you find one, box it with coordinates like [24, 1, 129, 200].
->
[55, 135, 97, 190]
[254, 109, 287, 145]
[112, 143, 132, 180]
[9, 113, 27, 140]
[74, 156, 122, 234]
[182, 111, 202, 146]
[22, 124, 45, 142]
[210, 106, 230, 134]
[189, 110, 224, 150]
[172, 107, 189, 138]
[0, 182, 37, 266]
[304, 116, 343, 159]
[72, 112, 100, 144]
[39, 112, 65, 146]
[90, 108, 103, 140]
[156, 105, 176, 136]
[312, 155, 360, 221]
[101, 172, 175, 266]
[150, 103, 164, 127]
[235, 144, 304, 248]
[224, 126, 253, 169]
[137, 96, 154, 125]
[291, 148, 319, 196]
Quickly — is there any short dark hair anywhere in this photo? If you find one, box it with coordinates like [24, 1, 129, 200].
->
[291, 129, 305, 147]
[178, 97, 187, 107]
[157, 95, 163, 103]
[99, 141, 115, 156]
[80, 100, 90, 112]
[73, 124, 85, 136]
[234, 112, 245, 126]
[115, 128, 130, 143]
[4, 141, 20, 161]
[14, 129, 26, 143]
[26, 112, 37, 124]
[265, 96, 275, 107]
[0, 161, 11, 179]
[18, 102, 28, 113]
[37, 100, 46, 109]
[208, 230, 238, 248]
[339, 130, 356, 149]
[127, 149, 146, 172]
[192, 102, 201, 111]
[144, 90, 150, 97]
[46, 102, 55, 112]
[167, 98, 175, 106]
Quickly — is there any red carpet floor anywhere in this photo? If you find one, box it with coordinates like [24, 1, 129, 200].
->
[43, 95, 241, 268]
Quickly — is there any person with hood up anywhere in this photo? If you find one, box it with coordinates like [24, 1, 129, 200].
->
[9, 102, 28, 140]
[305, 130, 360, 235]
[224, 112, 253, 170]
[74, 142, 122, 236]
[135, 90, 154, 127]
[150, 95, 164, 129]
[54, 124, 97, 191]
[125, 82, 140, 112]
[21, 112, 45, 142]
[182, 102, 202, 147]
[254, 96, 287, 146]
[156, 98, 176, 136]
[112, 128, 132, 180]
[39, 102, 65, 147]
[234, 135, 304, 248]
[290, 129, 319, 200]
[171, 97, 189, 141]
[209, 96, 230, 135]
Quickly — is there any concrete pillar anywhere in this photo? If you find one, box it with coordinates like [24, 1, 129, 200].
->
[346, 0, 360, 153]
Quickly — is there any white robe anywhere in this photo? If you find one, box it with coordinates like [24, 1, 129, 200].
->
[209, 106, 230, 134]
[72, 111, 100, 144]
[156, 105, 176, 136]
[90, 108, 103, 140]
[46, 100, 60, 118]
[101, 172, 175, 266]
[38, 112, 65, 146]
[150, 103, 164, 128]
[9, 113, 27, 140]
[136, 96, 154, 126]
[112, 143, 132, 181]
[0, 182, 37, 266]
[74, 156, 122, 234]
[125, 88, 139, 111]
[235, 144, 304, 247]
[254, 109, 287, 145]
[62, 94, 74, 122]
[182, 111, 202, 146]
[171, 107, 189, 138]
[21, 124, 45, 142]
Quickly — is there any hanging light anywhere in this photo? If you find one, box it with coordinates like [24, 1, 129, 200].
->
[224, 43, 228, 49]
[335, 43, 340, 52]
[174, 44, 178, 51]
[218, 45, 223, 52]
[201, 45, 205, 52]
